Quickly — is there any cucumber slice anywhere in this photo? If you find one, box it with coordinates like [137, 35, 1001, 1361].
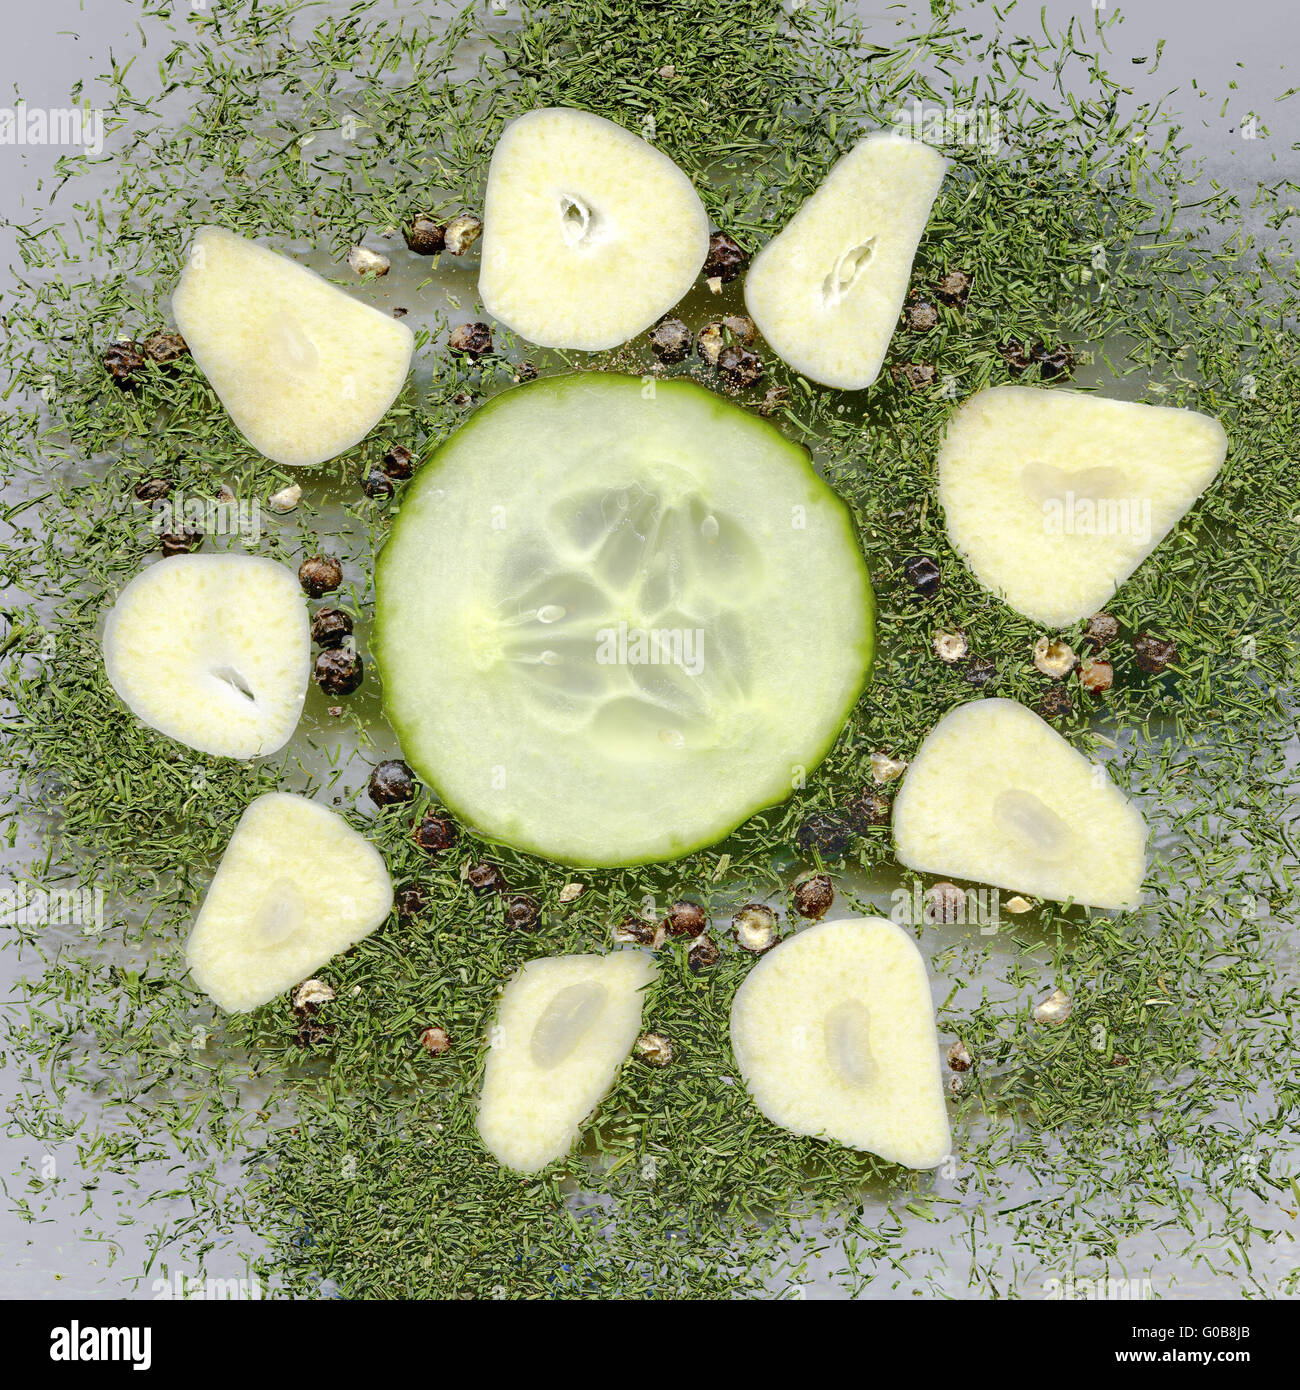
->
[374, 373, 874, 866]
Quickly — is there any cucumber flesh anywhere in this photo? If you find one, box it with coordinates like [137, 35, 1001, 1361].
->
[374, 374, 874, 866]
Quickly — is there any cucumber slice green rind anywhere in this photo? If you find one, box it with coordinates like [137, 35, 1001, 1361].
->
[374, 373, 874, 867]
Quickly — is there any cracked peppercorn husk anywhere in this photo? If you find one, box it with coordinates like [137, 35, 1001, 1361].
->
[558, 881, 585, 904]
[346, 245, 390, 277]
[894, 361, 936, 390]
[447, 322, 493, 359]
[1133, 632, 1178, 673]
[1033, 636, 1077, 679]
[721, 313, 756, 344]
[513, 362, 538, 382]
[420, 1025, 451, 1056]
[933, 630, 969, 663]
[732, 902, 778, 953]
[649, 317, 692, 363]
[791, 872, 833, 920]
[268, 482, 301, 513]
[696, 321, 725, 366]
[292, 978, 335, 1011]
[1036, 342, 1075, 380]
[381, 444, 414, 479]
[1033, 988, 1073, 1026]
[314, 644, 363, 696]
[368, 759, 417, 807]
[869, 750, 907, 784]
[442, 213, 482, 255]
[403, 214, 444, 254]
[298, 554, 343, 598]
[703, 231, 745, 282]
[664, 899, 707, 938]
[634, 1032, 674, 1067]
[310, 607, 353, 649]
[903, 555, 941, 598]
[687, 935, 720, 971]
[947, 1040, 973, 1072]
[412, 813, 458, 854]
[466, 862, 507, 895]
[904, 299, 939, 331]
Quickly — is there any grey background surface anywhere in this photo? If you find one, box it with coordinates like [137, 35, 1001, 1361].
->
[1, 0, 1296, 1299]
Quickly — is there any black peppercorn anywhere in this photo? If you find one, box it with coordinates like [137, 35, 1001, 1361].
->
[447, 322, 493, 359]
[159, 526, 202, 556]
[903, 555, 942, 598]
[504, 894, 540, 930]
[795, 813, 853, 859]
[368, 759, 417, 807]
[315, 645, 363, 696]
[382, 444, 414, 479]
[1038, 685, 1073, 720]
[792, 872, 834, 919]
[1133, 632, 1178, 674]
[395, 885, 429, 919]
[514, 362, 539, 382]
[843, 789, 891, 832]
[104, 341, 145, 384]
[703, 231, 745, 283]
[934, 269, 972, 307]
[298, 554, 343, 598]
[310, 607, 353, 648]
[905, 300, 939, 332]
[687, 936, 721, 971]
[403, 214, 445, 255]
[664, 899, 708, 938]
[1085, 612, 1120, 650]
[142, 331, 189, 363]
[649, 318, 692, 364]
[413, 813, 458, 854]
[361, 468, 394, 499]
[717, 344, 763, 389]
[133, 477, 172, 502]
[963, 656, 997, 687]
[467, 862, 507, 895]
